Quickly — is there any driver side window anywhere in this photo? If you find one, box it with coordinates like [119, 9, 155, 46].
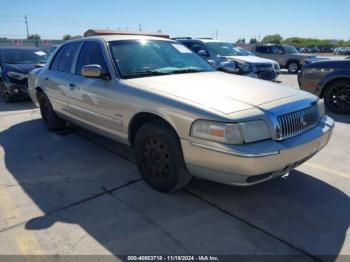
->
[185, 43, 209, 56]
[76, 42, 108, 75]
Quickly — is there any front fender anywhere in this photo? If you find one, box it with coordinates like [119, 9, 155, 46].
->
[318, 70, 350, 97]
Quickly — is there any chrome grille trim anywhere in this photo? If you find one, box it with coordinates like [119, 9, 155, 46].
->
[277, 105, 320, 140]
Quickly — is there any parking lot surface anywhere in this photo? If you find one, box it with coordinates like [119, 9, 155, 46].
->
[0, 73, 349, 260]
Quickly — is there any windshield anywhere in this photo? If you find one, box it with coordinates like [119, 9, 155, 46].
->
[235, 47, 255, 56]
[3, 49, 49, 64]
[206, 42, 246, 56]
[109, 40, 214, 79]
[284, 45, 299, 54]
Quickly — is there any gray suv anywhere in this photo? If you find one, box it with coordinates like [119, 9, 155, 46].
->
[178, 39, 280, 81]
[254, 44, 316, 73]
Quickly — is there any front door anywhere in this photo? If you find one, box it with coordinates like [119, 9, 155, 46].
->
[67, 41, 124, 138]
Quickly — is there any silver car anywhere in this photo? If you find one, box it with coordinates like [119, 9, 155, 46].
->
[28, 34, 334, 192]
[178, 39, 280, 81]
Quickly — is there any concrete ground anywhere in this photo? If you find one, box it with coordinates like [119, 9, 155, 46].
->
[0, 74, 349, 261]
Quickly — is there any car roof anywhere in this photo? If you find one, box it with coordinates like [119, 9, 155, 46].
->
[74, 35, 175, 43]
[1, 46, 42, 50]
[178, 39, 231, 44]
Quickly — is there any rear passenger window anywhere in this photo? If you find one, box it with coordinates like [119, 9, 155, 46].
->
[57, 42, 81, 73]
[50, 46, 65, 71]
[76, 42, 108, 75]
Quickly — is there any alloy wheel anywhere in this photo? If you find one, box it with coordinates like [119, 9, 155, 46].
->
[326, 85, 350, 114]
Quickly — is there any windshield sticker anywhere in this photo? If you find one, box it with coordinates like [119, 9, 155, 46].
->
[35, 51, 47, 56]
[172, 44, 192, 53]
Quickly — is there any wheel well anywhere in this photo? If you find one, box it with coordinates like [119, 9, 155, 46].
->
[321, 77, 350, 98]
[128, 113, 177, 147]
[286, 59, 300, 66]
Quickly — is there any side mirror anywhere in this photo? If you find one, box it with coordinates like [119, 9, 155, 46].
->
[197, 49, 209, 57]
[217, 60, 238, 74]
[81, 64, 102, 78]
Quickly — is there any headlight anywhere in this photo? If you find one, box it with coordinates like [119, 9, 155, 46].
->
[237, 62, 252, 73]
[318, 99, 325, 116]
[191, 120, 270, 144]
[7, 71, 28, 80]
[273, 63, 280, 71]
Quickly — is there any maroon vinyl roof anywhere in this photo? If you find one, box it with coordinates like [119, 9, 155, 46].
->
[84, 29, 170, 39]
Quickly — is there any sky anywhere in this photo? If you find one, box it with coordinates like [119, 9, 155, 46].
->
[0, 0, 349, 41]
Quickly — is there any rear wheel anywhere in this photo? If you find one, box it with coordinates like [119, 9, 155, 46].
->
[38, 92, 66, 130]
[324, 80, 350, 114]
[134, 122, 192, 192]
[287, 61, 300, 74]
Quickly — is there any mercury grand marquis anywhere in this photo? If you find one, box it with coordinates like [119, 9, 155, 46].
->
[28, 33, 334, 192]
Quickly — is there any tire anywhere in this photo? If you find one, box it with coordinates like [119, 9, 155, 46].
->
[287, 61, 300, 74]
[0, 80, 13, 103]
[38, 92, 66, 131]
[323, 80, 350, 114]
[134, 121, 192, 193]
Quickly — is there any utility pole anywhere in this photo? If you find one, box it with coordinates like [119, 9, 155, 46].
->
[25, 16, 29, 38]
[139, 24, 142, 32]
[215, 29, 218, 40]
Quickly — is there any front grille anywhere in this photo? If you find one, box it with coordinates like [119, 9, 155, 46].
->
[277, 105, 320, 140]
[258, 70, 276, 80]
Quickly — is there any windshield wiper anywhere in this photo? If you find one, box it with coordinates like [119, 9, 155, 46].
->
[168, 68, 205, 74]
[124, 69, 172, 78]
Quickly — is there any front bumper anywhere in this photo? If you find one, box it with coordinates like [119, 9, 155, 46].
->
[4, 79, 28, 96]
[181, 115, 334, 186]
[244, 70, 277, 81]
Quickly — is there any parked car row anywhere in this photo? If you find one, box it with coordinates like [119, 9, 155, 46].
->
[334, 47, 350, 56]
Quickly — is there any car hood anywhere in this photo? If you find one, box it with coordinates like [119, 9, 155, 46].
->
[4, 63, 45, 74]
[224, 55, 277, 64]
[126, 71, 305, 115]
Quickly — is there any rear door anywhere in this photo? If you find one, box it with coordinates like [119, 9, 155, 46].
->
[270, 46, 286, 66]
[43, 42, 81, 114]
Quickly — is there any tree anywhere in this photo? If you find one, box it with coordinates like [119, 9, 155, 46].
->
[28, 34, 41, 40]
[62, 34, 72, 40]
[236, 38, 246, 44]
[262, 34, 283, 44]
[249, 38, 258, 44]
[71, 35, 83, 39]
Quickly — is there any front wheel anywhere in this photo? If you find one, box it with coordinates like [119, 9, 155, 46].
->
[38, 92, 66, 130]
[324, 80, 350, 114]
[0, 80, 13, 102]
[287, 62, 300, 74]
[134, 122, 192, 193]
